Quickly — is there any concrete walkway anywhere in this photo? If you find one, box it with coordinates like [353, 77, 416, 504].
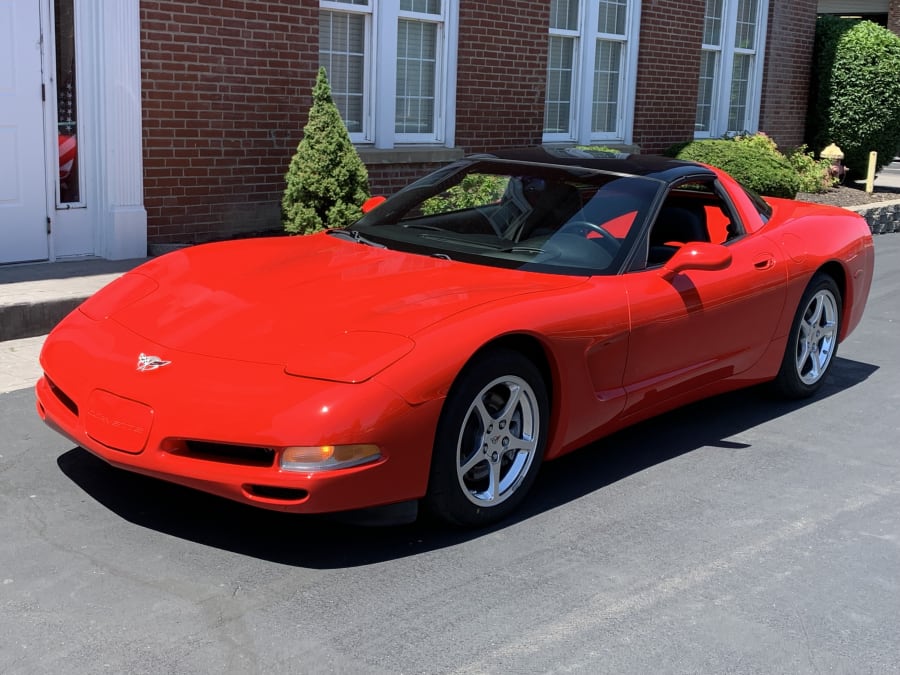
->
[0, 258, 145, 393]
[0, 257, 145, 342]
[872, 156, 900, 189]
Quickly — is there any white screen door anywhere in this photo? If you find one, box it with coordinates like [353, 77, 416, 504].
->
[0, 0, 49, 264]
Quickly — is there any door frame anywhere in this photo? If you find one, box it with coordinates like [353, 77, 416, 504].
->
[40, 0, 146, 262]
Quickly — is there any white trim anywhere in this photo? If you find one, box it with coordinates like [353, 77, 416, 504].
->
[82, 0, 145, 260]
[745, 0, 767, 134]
[40, 0, 57, 261]
[621, 0, 640, 146]
[373, 0, 397, 148]
[99, 0, 145, 259]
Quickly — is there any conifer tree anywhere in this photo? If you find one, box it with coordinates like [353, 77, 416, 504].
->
[282, 67, 369, 234]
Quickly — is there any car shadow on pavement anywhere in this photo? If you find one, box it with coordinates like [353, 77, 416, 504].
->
[56, 355, 877, 569]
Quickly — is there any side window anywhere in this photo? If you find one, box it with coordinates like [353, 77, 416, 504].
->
[646, 181, 743, 266]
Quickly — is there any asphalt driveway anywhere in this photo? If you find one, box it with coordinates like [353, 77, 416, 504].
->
[1, 236, 898, 674]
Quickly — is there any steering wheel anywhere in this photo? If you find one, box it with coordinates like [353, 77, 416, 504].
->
[558, 221, 620, 257]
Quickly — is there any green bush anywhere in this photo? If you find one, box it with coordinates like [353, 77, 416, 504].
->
[421, 174, 509, 215]
[574, 145, 624, 156]
[807, 16, 900, 179]
[785, 145, 836, 193]
[282, 67, 369, 235]
[665, 134, 801, 198]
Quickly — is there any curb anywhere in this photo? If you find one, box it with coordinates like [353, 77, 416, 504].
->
[846, 199, 900, 235]
[0, 298, 84, 343]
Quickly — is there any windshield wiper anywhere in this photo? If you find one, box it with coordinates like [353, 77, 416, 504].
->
[327, 229, 386, 248]
[402, 223, 447, 232]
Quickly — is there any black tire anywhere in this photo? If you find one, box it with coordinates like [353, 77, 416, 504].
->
[425, 349, 549, 527]
[772, 273, 842, 399]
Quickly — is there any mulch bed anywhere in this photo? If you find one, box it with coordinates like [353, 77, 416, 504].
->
[797, 183, 900, 207]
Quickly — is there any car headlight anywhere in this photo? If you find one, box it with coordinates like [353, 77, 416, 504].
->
[280, 444, 381, 472]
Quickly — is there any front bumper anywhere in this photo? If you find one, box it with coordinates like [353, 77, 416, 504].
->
[36, 310, 442, 514]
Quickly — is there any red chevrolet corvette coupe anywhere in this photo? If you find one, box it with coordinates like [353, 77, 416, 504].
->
[37, 148, 874, 526]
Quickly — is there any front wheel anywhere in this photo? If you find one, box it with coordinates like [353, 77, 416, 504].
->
[772, 273, 842, 399]
[425, 350, 549, 527]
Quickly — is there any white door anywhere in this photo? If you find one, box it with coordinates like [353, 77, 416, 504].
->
[0, 0, 48, 264]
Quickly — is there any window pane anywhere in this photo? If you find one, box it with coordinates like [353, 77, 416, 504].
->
[55, 0, 80, 204]
[592, 40, 621, 133]
[734, 0, 758, 49]
[550, 0, 579, 31]
[544, 35, 575, 134]
[702, 0, 723, 46]
[695, 50, 717, 132]
[396, 19, 437, 134]
[319, 11, 365, 133]
[401, 0, 440, 14]
[727, 53, 752, 132]
[331, 0, 369, 5]
[598, 0, 627, 36]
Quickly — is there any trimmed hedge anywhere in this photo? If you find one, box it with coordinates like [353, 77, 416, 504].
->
[807, 16, 900, 179]
[666, 135, 801, 199]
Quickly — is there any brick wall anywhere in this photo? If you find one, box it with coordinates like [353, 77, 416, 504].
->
[138, 1, 817, 245]
[890, 0, 900, 35]
[366, 163, 444, 197]
[758, 0, 818, 150]
[141, 0, 318, 243]
[455, 1, 549, 152]
[631, 3, 705, 154]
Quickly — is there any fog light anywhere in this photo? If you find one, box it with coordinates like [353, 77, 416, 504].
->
[280, 444, 380, 471]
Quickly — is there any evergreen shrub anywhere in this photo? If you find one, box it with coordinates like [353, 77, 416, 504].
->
[282, 67, 369, 235]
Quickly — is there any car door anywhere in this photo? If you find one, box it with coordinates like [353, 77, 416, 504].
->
[620, 180, 787, 416]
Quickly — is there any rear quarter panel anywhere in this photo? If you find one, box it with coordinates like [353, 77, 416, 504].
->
[763, 198, 874, 341]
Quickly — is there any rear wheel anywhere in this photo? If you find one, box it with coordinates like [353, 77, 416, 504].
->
[425, 350, 548, 527]
[773, 273, 842, 398]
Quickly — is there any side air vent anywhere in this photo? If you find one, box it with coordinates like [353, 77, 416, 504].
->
[46, 376, 79, 417]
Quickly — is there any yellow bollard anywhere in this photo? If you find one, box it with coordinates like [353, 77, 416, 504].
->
[865, 151, 878, 193]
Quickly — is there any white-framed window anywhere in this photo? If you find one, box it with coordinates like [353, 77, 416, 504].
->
[695, 0, 769, 137]
[544, 0, 640, 144]
[319, 0, 457, 148]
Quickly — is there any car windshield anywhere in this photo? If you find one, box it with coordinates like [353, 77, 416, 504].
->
[349, 159, 662, 276]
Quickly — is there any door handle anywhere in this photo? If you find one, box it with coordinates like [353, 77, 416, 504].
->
[753, 254, 776, 270]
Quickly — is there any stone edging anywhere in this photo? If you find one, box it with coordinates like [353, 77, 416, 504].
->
[846, 199, 900, 234]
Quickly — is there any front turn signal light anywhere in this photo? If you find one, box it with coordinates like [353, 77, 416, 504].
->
[280, 444, 381, 472]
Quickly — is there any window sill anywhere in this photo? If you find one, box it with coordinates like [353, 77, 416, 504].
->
[356, 146, 465, 165]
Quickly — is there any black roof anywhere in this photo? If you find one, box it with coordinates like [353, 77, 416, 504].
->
[478, 146, 713, 184]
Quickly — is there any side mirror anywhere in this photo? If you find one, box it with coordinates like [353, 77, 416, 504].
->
[660, 242, 732, 277]
[361, 195, 387, 214]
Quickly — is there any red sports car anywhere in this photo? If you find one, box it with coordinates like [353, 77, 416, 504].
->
[36, 148, 874, 526]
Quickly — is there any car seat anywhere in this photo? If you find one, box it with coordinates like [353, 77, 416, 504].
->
[647, 203, 709, 265]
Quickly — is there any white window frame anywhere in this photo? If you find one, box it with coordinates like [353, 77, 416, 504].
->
[695, 0, 769, 138]
[319, 0, 458, 149]
[543, 0, 641, 145]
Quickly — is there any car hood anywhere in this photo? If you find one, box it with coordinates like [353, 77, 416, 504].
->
[102, 234, 581, 381]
